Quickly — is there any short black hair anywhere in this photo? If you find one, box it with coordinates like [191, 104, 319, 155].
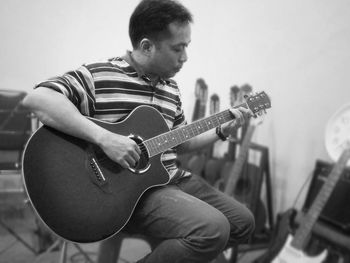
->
[129, 0, 193, 48]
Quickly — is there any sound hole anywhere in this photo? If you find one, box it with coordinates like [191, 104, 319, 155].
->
[129, 135, 150, 174]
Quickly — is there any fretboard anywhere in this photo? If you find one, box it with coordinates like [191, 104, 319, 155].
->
[144, 104, 246, 158]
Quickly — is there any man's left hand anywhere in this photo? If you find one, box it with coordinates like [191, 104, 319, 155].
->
[221, 107, 253, 137]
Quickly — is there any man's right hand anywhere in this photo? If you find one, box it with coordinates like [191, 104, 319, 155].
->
[98, 131, 141, 169]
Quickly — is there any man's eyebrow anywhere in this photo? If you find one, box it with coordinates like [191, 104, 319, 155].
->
[174, 41, 191, 47]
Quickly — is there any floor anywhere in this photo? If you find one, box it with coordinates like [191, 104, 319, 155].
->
[0, 173, 265, 263]
[0, 210, 266, 263]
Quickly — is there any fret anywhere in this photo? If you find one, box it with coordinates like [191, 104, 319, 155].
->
[174, 129, 183, 144]
[144, 140, 157, 157]
[205, 118, 215, 129]
[203, 118, 210, 130]
[157, 135, 169, 153]
[180, 126, 190, 140]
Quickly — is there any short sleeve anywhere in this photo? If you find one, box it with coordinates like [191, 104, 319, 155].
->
[34, 65, 96, 116]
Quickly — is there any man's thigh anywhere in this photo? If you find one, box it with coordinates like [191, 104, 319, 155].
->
[176, 174, 255, 238]
[126, 182, 226, 239]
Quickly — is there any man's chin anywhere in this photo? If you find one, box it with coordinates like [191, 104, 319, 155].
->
[165, 70, 178, 79]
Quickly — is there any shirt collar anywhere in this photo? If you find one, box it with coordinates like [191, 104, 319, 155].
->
[122, 51, 170, 85]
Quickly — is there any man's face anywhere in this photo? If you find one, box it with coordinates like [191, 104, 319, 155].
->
[148, 22, 191, 79]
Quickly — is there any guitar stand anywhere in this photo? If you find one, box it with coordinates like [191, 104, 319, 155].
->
[245, 143, 275, 237]
[33, 239, 94, 263]
[59, 240, 94, 263]
[0, 217, 38, 255]
[257, 144, 275, 233]
[227, 143, 275, 263]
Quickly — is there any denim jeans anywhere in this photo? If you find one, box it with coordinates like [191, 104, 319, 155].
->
[125, 174, 255, 263]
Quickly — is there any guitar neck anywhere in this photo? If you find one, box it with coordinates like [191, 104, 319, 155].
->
[144, 103, 247, 158]
[224, 124, 256, 195]
[291, 149, 350, 250]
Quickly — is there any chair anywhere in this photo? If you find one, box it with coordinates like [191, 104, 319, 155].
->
[33, 239, 95, 263]
[0, 89, 40, 254]
[0, 89, 33, 170]
[97, 233, 155, 263]
[0, 89, 33, 222]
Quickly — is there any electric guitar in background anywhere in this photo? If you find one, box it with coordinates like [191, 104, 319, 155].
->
[215, 85, 270, 263]
[272, 147, 350, 263]
[203, 93, 224, 185]
[185, 78, 209, 175]
[23, 92, 271, 243]
[213, 86, 240, 190]
[177, 78, 208, 174]
[225, 117, 268, 236]
[223, 85, 268, 235]
[215, 85, 248, 191]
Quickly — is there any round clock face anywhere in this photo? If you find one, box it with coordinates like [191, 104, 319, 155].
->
[325, 103, 350, 163]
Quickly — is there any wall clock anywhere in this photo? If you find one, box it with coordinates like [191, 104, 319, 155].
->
[325, 103, 350, 164]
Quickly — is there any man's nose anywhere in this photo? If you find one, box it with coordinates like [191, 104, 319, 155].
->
[179, 49, 188, 63]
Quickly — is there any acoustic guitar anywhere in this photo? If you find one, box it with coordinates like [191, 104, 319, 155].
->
[272, 147, 350, 263]
[22, 92, 270, 243]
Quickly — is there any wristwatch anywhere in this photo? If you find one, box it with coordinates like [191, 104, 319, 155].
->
[216, 125, 227, 141]
[325, 103, 350, 163]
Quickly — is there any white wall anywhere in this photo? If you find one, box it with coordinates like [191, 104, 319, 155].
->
[1, 0, 350, 214]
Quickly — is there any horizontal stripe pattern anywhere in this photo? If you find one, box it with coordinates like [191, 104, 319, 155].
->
[35, 57, 190, 181]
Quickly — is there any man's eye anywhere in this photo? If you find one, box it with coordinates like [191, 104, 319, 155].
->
[173, 47, 183, 53]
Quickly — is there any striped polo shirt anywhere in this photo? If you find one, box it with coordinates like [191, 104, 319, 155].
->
[35, 54, 190, 181]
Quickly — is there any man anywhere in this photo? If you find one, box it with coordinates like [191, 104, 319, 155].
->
[23, 0, 255, 262]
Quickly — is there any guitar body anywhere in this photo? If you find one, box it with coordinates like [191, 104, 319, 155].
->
[22, 106, 171, 243]
[272, 234, 327, 263]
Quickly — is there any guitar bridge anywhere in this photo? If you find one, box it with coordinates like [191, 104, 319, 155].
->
[90, 158, 106, 182]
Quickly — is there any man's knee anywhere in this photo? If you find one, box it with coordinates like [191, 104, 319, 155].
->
[232, 208, 255, 242]
[185, 212, 230, 259]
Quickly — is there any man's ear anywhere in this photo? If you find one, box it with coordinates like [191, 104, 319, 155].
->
[139, 38, 154, 54]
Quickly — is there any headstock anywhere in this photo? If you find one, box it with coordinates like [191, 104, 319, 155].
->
[245, 91, 271, 116]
